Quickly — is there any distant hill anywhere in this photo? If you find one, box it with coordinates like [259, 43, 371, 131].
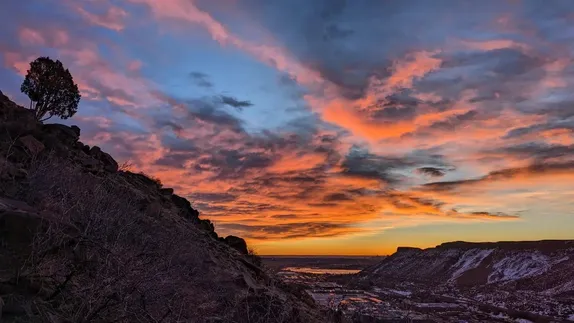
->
[360, 239, 574, 294]
[0, 90, 325, 323]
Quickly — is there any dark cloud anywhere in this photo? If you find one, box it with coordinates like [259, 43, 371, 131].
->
[195, 149, 274, 180]
[516, 100, 574, 120]
[417, 167, 447, 177]
[504, 122, 574, 139]
[340, 146, 413, 184]
[424, 161, 574, 192]
[386, 193, 442, 211]
[487, 143, 574, 162]
[441, 49, 543, 77]
[323, 192, 353, 202]
[427, 110, 479, 131]
[323, 24, 354, 40]
[154, 152, 196, 168]
[469, 211, 515, 218]
[270, 214, 299, 219]
[182, 98, 246, 132]
[190, 71, 213, 88]
[220, 95, 254, 110]
[368, 93, 420, 121]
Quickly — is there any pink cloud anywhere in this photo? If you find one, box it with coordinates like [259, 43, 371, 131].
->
[73, 2, 128, 31]
[3, 52, 34, 76]
[127, 60, 143, 72]
[17, 26, 70, 48]
[18, 27, 45, 46]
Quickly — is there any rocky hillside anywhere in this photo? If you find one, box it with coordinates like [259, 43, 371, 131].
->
[0, 90, 324, 323]
[360, 240, 574, 295]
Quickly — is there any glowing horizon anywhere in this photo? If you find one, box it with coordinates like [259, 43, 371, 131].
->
[2, 0, 574, 255]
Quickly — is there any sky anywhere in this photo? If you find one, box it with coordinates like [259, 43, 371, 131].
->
[2, 0, 574, 255]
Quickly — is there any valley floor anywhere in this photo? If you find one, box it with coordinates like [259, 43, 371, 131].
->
[268, 258, 574, 323]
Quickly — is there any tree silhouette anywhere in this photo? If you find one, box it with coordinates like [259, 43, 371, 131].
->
[21, 57, 81, 122]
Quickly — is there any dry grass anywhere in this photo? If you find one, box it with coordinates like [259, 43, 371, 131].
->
[1, 154, 322, 323]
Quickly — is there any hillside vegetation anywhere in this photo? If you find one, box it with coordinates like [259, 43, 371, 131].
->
[0, 90, 324, 323]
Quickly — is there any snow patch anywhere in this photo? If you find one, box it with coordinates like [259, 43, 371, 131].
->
[450, 248, 493, 281]
[389, 289, 412, 296]
[488, 252, 550, 283]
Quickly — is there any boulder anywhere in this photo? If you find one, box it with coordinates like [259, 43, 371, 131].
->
[199, 219, 215, 232]
[39, 133, 70, 157]
[89, 146, 102, 156]
[42, 124, 79, 146]
[79, 156, 102, 173]
[70, 125, 81, 137]
[225, 235, 248, 255]
[82, 143, 90, 154]
[75, 141, 91, 154]
[89, 146, 118, 173]
[208, 231, 219, 240]
[100, 152, 118, 172]
[171, 194, 200, 223]
[17, 135, 45, 156]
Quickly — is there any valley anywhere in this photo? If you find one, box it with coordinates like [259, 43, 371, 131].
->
[265, 241, 574, 322]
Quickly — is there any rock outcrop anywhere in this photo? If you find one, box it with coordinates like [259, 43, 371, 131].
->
[225, 235, 249, 255]
[0, 90, 325, 323]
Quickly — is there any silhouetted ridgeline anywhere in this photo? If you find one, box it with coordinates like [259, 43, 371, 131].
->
[0, 90, 324, 322]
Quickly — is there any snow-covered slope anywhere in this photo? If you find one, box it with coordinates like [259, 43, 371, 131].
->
[361, 240, 574, 294]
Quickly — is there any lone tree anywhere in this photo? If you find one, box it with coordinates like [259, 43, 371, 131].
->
[21, 56, 81, 121]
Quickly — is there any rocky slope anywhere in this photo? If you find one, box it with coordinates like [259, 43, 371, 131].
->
[353, 241, 574, 321]
[0, 91, 324, 323]
[360, 240, 574, 294]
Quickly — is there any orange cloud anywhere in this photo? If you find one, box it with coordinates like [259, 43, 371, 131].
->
[268, 152, 326, 173]
[460, 39, 529, 52]
[386, 51, 442, 89]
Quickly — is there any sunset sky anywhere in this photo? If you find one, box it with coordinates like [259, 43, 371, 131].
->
[2, 0, 574, 255]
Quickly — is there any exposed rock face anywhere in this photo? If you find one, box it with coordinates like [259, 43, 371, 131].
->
[70, 125, 80, 137]
[43, 123, 79, 145]
[360, 240, 574, 293]
[160, 187, 174, 196]
[0, 91, 324, 322]
[225, 235, 249, 255]
[171, 194, 200, 222]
